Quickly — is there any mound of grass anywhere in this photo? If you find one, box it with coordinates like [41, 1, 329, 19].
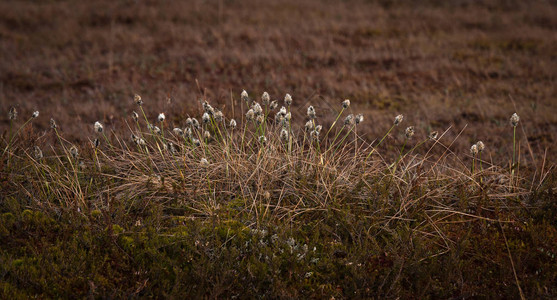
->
[1, 93, 556, 298]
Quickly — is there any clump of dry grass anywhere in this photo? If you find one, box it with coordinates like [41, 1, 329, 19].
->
[1, 91, 555, 298]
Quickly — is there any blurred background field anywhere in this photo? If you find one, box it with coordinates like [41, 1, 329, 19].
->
[1, 0, 556, 162]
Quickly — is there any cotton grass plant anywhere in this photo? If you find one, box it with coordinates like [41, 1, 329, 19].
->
[1, 90, 553, 298]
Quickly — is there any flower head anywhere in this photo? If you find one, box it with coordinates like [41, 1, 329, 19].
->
[34, 146, 43, 160]
[184, 127, 193, 138]
[355, 114, 364, 125]
[134, 94, 143, 106]
[132, 111, 139, 121]
[305, 120, 314, 132]
[50, 118, 57, 129]
[394, 114, 403, 126]
[344, 114, 354, 125]
[203, 101, 214, 115]
[246, 109, 255, 121]
[229, 119, 237, 129]
[307, 105, 316, 119]
[158, 113, 165, 122]
[173, 128, 184, 136]
[186, 117, 193, 127]
[405, 126, 415, 139]
[510, 113, 520, 127]
[204, 130, 212, 140]
[93, 138, 100, 148]
[315, 125, 323, 134]
[429, 131, 438, 140]
[262, 92, 270, 106]
[70, 146, 79, 159]
[192, 118, 200, 129]
[280, 128, 289, 142]
[269, 100, 278, 110]
[252, 102, 263, 115]
[8, 107, 17, 120]
[278, 106, 287, 117]
[256, 114, 265, 126]
[476, 141, 485, 152]
[241, 90, 249, 104]
[284, 93, 292, 107]
[202, 112, 211, 124]
[259, 136, 267, 145]
[214, 110, 224, 122]
[470, 144, 478, 156]
[342, 99, 350, 109]
[154, 126, 162, 135]
[193, 138, 201, 146]
[32, 111, 39, 118]
[200, 158, 209, 166]
[94, 121, 103, 133]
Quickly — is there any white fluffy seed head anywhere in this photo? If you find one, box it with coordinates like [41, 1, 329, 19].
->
[246, 109, 255, 121]
[200, 158, 209, 166]
[270, 100, 278, 110]
[203, 102, 214, 115]
[344, 114, 354, 125]
[229, 119, 237, 129]
[342, 99, 350, 109]
[305, 120, 314, 132]
[173, 128, 184, 136]
[307, 106, 316, 119]
[192, 118, 200, 129]
[50, 118, 57, 129]
[510, 113, 520, 127]
[252, 102, 263, 115]
[94, 121, 103, 133]
[405, 126, 414, 139]
[280, 128, 289, 142]
[284, 93, 292, 106]
[202, 112, 211, 124]
[279, 106, 287, 116]
[315, 125, 323, 134]
[153, 126, 161, 135]
[70, 146, 79, 159]
[214, 110, 224, 122]
[394, 114, 404, 125]
[8, 107, 17, 120]
[32, 111, 39, 118]
[93, 138, 100, 148]
[34, 146, 43, 160]
[186, 117, 193, 127]
[204, 130, 211, 140]
[134, 94, 143, 106]
[132, 111, 139, 121]
[470, 144, 478, 156]
[355, 114, 364, 124]
[158, 113, 165, 122]
[429, 131, 438, 140]
[193, 138, 201, 146]
[256, 114, 265, 125]
[241, 90, 249, 103]
[477, 141, 485, 152]
[262, 92, 270, 106]
[259, 136, 267, 144]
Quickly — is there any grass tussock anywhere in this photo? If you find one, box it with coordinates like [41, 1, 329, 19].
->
[1, 92, 557, 298]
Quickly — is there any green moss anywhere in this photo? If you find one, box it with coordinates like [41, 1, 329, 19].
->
[91, 209, 102, 218]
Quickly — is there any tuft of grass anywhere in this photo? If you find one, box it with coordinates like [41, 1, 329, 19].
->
[1, 93, 556, 298]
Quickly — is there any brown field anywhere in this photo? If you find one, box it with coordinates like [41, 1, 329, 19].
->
[1, 0, 556, 162]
